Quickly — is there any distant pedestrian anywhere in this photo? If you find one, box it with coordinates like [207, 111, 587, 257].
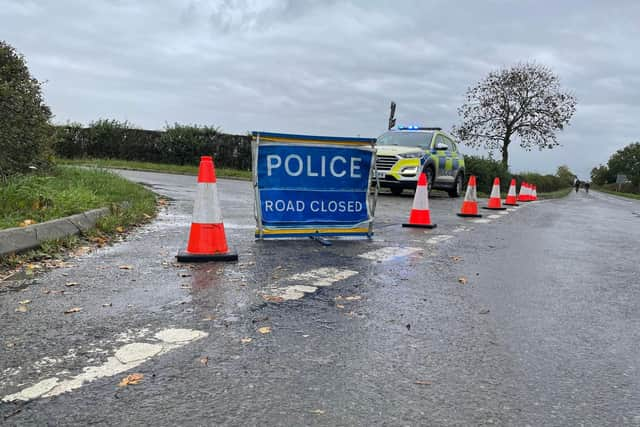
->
[575, 179, 580, 193]
[584, 182, 590, 193]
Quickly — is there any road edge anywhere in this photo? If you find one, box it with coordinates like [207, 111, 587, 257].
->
[0, 208, 110, 257]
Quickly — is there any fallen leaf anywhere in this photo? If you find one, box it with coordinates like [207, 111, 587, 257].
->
[118, 373, 144, 387]
[241, 337, 253, 344]
[450, 256, 463, 262]
[200, 356, 209, 366]
[201, 315, 216, 321]
[258, 326, 271, 334]
[336, 304, 345, 309]
[65, 282, 80, 287]
[119, 265, 133, 270]
[262, 295, 284, 303]
[143, 213, 152, 219]
[64, 307, 82, 314]
[415, 380, 432, 385]
[479, 309, 490, 314]
[19, 219, 37, 227]
[344, 295, 362, 301]
[102, 303, 112, 307]
[158, 199, 168, 206]
[15, 305, 28, 313]
[115, 226, 125, 233]
[458, 276, 468, 285]
[310, 409, 325, 415]
[19, 299, 31, 305]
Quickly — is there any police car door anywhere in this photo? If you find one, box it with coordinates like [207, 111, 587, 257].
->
[433, 134, 454, 183]
[444, 136, 461, 179]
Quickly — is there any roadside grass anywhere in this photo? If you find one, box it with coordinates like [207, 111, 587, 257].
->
[57, 158, 252, 180]
[594, 187, 640, 200]
[537, 187, 572, 199]
[0, 166, 158, 268]
[0, 166, 156, 230]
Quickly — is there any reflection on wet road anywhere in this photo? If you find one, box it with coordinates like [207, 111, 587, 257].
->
[1, 170, 639, 426]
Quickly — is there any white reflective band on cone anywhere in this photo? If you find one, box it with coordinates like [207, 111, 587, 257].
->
[464, 183, 477, 201]
[192, 183, 223, 224]
[412, 185, 429, 210]
[490, 184, 500, 199]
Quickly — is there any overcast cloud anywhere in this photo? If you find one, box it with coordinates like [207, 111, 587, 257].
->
[2, 0, 639, 177]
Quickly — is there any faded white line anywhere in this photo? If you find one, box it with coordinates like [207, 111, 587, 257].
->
[262, 267, 359, 301]
[2, 328, 207, 402]
[358, 247, 422, 262]
[498, 211, 510, 215]
[452, 226, 470, 233]
[487, 214, 502, 219]
[472, 219, 492, 224]
[287, 267, 359, 287]
[426, 235, 453, 244]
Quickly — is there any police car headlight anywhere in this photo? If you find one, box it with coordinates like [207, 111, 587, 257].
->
[400, 167, 418, 176]
[397, 152, 423, 159]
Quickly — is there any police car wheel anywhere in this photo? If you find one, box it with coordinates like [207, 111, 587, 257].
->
[390, 187, 403, 196]
[425, 167, 434, 194]
[448, 173, 463, 198]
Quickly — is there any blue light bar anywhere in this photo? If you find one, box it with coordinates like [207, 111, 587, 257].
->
[396, 125, 442, 131]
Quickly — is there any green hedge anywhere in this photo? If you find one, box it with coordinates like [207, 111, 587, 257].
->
[464, 155, 572, 193]
[54, 120, 252, 170]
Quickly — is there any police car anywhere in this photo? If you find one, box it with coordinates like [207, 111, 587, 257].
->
[374, 126, 465, 196]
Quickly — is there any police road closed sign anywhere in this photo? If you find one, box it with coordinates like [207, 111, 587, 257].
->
[252, 132, 376, 239]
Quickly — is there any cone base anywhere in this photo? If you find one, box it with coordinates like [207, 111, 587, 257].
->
[176, 249, 238, 263]
[482, 206, 507, 210]
[402, 223, 437, 229]
[504, 203, 519, 206]
[457, 213, 482, 218]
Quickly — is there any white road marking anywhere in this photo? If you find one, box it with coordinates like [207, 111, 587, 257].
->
[426, 235, 453, 244]
[2, 328, 207, 402]
[472, 219, 492, 224]
[287, 267, 358, 286]
[487, 214, 502, 219]
[358, 247, 422, 262]
[498, 211, 510, 215]
[261, 268, 359, 301]
[452, 226, 469, 233]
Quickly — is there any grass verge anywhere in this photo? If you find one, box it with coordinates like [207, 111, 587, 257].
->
[593, 187, 640, 200]
[1, 166, 158, 267]
[57, 158, 252, 180]
[537, 187, 572, 199]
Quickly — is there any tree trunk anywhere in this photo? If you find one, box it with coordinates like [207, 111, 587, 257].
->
[501, 138, 510, 169]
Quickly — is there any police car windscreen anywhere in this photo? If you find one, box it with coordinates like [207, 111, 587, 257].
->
[377, 131, 433, 148]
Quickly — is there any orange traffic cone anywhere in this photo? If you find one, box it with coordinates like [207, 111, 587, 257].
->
[482, 177, 507, 210]
[457, 175, 482, 218]
[403, 172, 437, 229]
[504, 179, 519, 206]
[517, 182, 529, 202]
[177, 156, 238, 262]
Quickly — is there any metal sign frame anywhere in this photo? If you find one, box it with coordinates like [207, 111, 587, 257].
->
[252, 131, 377, 240]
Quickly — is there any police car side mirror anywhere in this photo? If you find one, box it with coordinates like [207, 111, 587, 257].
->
[435, 142, 448, 150]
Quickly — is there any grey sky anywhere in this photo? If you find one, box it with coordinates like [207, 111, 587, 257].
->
[2, 0, 639, 177]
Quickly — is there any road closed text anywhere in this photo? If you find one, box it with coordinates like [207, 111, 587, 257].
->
[264, 199, 364, 213]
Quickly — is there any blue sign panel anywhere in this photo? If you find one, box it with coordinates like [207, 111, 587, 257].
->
[252, 132, 376, 238]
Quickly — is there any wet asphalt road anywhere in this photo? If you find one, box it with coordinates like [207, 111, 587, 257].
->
[1, 170, 639, 426]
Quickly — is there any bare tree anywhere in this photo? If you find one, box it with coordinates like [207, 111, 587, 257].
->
[453, 63, 576, 168]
